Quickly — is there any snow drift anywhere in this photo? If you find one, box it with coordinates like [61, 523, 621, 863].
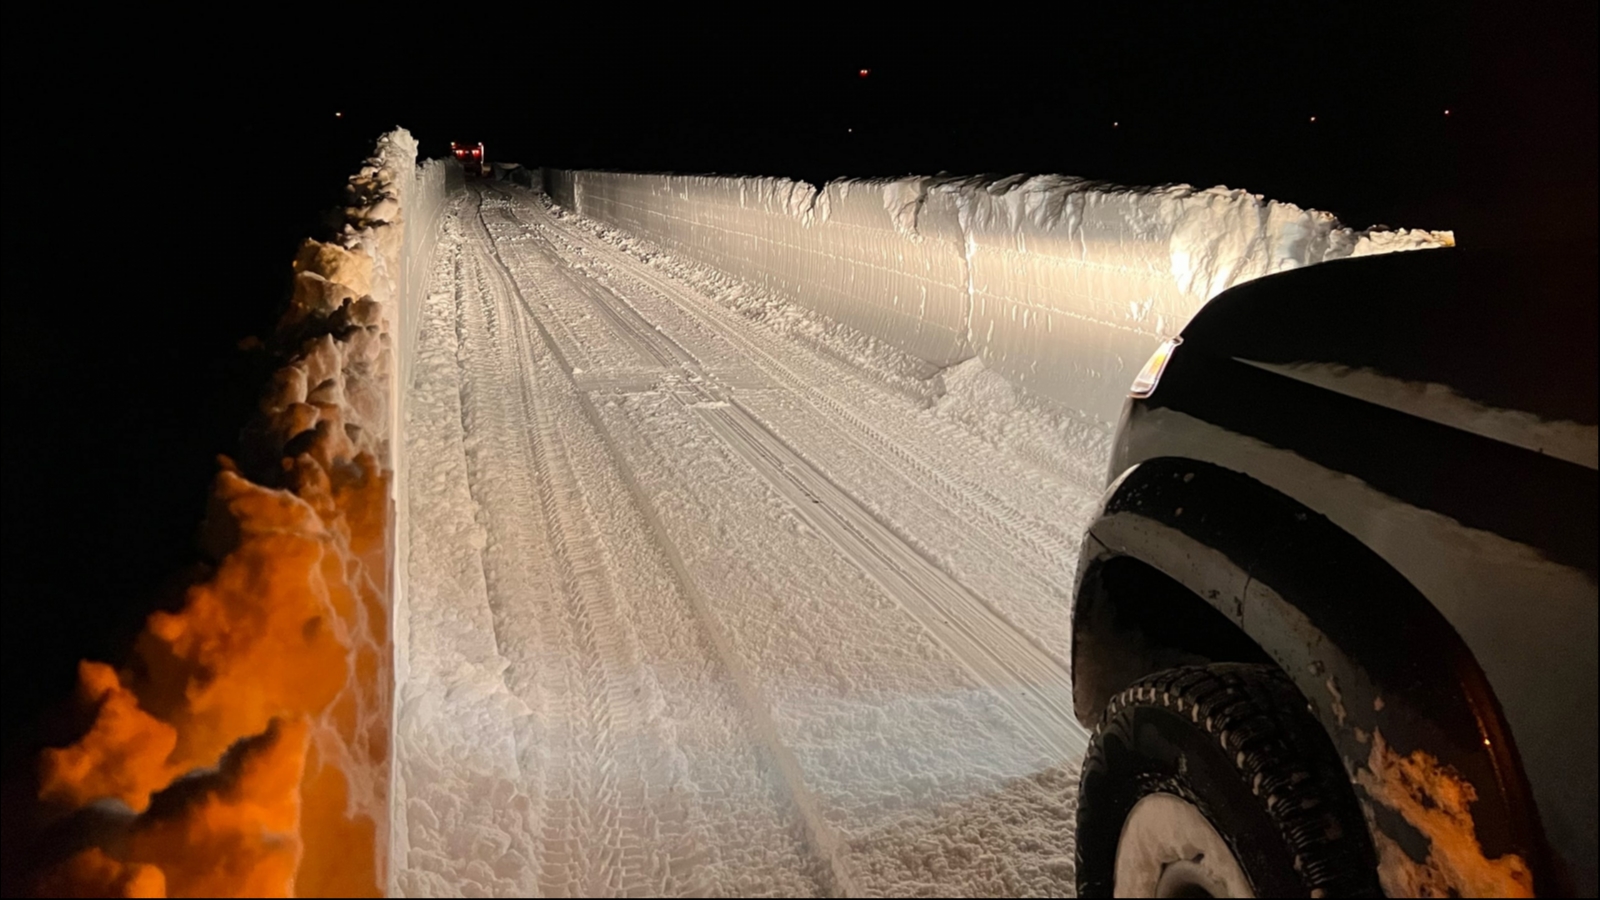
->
[544, 169, 1451, 427]
[35, 130, 455, 898]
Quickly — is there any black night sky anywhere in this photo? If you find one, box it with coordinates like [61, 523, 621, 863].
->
[2, 4, 1594, 888]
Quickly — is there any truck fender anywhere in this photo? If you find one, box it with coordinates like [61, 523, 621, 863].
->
[1073, 457, 1552, 894]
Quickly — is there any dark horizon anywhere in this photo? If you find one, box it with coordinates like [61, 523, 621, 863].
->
[15, 7, 1596, 231]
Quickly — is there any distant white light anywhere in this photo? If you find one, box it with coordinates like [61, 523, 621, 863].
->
[1112, 121, 1119, 128]
[1444, 108, 1451, 116]
[335, 111, 343, 118]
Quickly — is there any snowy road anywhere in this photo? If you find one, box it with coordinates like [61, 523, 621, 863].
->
[396, 183, 1105, 897]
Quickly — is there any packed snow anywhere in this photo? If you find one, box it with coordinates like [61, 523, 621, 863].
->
[398, 166, 1449, 896]
[394, 184, 1100, 896]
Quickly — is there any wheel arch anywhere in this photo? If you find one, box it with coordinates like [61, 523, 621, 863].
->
[1071, 456, 1556, 895]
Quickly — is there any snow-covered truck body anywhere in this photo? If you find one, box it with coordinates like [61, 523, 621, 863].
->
[1070, 245, 1597, 897]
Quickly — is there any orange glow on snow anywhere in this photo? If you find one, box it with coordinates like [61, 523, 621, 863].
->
[36, 219, 396, 896]
[37, 457, 390, 898]
[34, 848, 166, 898]
[39, 661, 180, 812]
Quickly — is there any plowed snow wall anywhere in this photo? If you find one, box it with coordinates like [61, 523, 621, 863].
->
[545, 169, 1449, 426]
[27, 128, 462, 898]
[392, 149, 459, 664]
[544, 167, 578, 209]
[398, 158, 463, 395]
[551, 172, 972, 364]
[389, 149, 460, 893]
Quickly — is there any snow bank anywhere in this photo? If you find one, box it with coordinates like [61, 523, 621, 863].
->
[545, 169, 1451, 427]
[35, 129, 457, 898]
[399, 155, 462, 398]
[549, 172, 972, 366]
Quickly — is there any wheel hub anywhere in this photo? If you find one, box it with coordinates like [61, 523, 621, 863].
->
[1113, 792, 1254, 898]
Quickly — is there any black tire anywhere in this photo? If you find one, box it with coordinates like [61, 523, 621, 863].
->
[1076, 663, 1380, 898]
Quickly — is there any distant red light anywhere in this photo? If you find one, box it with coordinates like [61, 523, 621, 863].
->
[858, 68, 870, 78]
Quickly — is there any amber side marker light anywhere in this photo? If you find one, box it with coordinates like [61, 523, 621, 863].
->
[1130, 336, 1182, 398]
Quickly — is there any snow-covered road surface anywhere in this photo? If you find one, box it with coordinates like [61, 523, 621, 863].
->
[396, 183, 1105, 897]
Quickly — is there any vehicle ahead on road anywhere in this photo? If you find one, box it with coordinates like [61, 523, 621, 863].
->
[451, 141, 486, 177]
[1069, 244, 1597, 897]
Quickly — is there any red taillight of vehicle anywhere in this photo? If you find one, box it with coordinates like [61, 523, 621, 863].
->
[473, 148, 481, 157]
[1129, 337, 1182, 398]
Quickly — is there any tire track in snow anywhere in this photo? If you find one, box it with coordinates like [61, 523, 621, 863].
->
[473, 191, 852, 897]
[694, 405, 1080, 754]
[452, 240, 532, 729]
[532, 203, 1090, 566]
[486, 191, 1082, 750]
[403, 188, 828, 897]
[462, 184, 1095, 894]
[454, 244, 572, 894]
[495, 215, 1082, 754]
[396, 213, 542, 898]
[465, 196, 673, 896]
[497, 191, 1086, 751]
[513, 196, 1090, 672]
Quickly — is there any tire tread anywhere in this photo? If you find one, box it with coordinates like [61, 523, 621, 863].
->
[1077, 662, 1379, 898]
